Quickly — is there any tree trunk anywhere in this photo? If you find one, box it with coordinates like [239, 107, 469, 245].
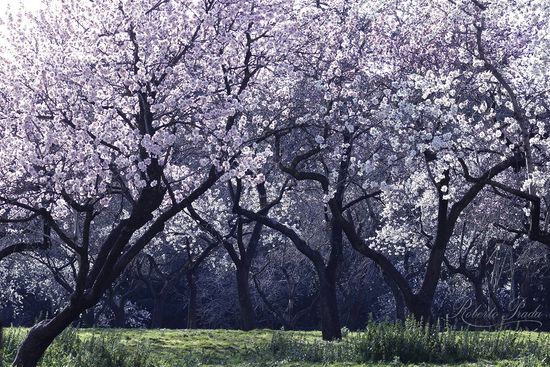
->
[346, 297, 361, 331]
[113, 305, 126, 328]
[318, 270, 342, 340]
[543, 255, 550, 330]
[472, 278, 488, 308]
[186, 272, 198, 329]
[80, 308, 95, 327]
[107, 295, 126, 328]
[236, 265, 256, 330]
[395, 292, 406, 322]
[385, 273, 406, 322]
[150, 297, 163, 328]
[13, 305, 81, 367]
[407, 296, 432, 324]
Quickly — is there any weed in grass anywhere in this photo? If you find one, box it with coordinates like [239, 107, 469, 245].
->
[1, 327, 155, 367]
[269, 318, 550, 365]
[2, 324, 549, 367]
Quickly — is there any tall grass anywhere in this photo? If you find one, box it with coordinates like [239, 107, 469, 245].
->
[0, 328, 154, 367]
[270, 318, 550, 365]
[2, 321, 549, 366]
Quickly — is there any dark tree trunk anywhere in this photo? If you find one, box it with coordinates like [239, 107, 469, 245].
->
[346, 297, 362, 331]
[385, 273, 406, 322]
[113, 305, 126, 328]
[150, 297, 164, 328]
[80, 308, 95, 327]
[236, 264, 256, 330]
[13, 305, 81, 367]
[407, 296, 432, 323]
[318, 211, 344, 340]
[543, 255, 550, 329]
[395, 291, 406, 322]
[106, 294, 126, 328]
[186, 272, 198, 329]
[473, 278, 488, 308]
[317, 270, 342, 340]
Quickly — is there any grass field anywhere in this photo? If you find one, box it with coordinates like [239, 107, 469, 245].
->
[2, 326, 549, 366]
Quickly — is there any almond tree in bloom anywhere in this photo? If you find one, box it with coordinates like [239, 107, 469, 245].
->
[0, 0, 549, 364]
[236, 0, 550, 324]
[232, 0, 384, 340]
[0, 0, 291, 365]
[184, 179, 288, 331]
[330, 0, 550, 320]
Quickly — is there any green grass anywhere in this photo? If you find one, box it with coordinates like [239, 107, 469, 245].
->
[1, 324, 549, 367]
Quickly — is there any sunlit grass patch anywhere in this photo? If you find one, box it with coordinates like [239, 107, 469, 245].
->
[2, 324, 549, 366]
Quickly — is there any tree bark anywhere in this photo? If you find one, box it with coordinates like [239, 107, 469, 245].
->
[317, 269, 342, 340]
[12, 305, 81, 367]
[106, 291, 127, 328]
[236, 264, 256, 331]
[472, 278, 488, 308]
[346, 296, 362, 331]
[80, 308, 95, 327]
[384, 273, 406, 322]
[113, 304, 126, 328]
[150, 296, 164, 328]
[407, 296, 432, 323]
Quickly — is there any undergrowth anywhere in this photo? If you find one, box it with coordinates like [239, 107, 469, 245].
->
[1, 319, 549, 366]
[269, 318, 550, 365]
[1, 328, 154, 367]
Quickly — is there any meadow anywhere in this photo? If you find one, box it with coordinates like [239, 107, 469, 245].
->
[1, 320, 549, 367]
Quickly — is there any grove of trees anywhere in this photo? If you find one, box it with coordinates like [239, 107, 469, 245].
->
[0, 0, 549, 366]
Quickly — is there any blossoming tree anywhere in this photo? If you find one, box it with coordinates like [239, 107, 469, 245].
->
[0, 0, 292, 364]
